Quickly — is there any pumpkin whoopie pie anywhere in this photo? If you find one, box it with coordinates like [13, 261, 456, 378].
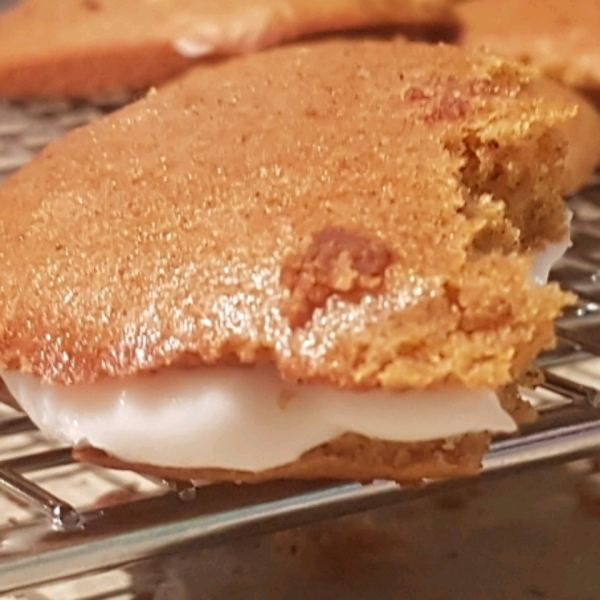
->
[0, 38, 575, 483]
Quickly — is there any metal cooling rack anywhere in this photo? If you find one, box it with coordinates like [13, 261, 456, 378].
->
[1, 100, 600, 595]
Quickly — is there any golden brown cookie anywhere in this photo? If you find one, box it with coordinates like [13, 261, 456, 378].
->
[0, 0, 463, 98]
[0, 38, 575, 483]
[457, 0, 600, 104]
[540, 80, 600, 195]
[456, 0, 600, 193]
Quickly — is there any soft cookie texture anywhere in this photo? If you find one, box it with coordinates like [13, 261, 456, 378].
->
[0, 38, 574, 482]
[0, 0, 463, 98]
[457, 0, 600, 103]
[539, 80, 600, 195]
[456, 0, 600, 194]
[75, 432, 493, 483]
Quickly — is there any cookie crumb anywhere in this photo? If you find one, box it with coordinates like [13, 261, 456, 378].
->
[281, 227, 394, 327]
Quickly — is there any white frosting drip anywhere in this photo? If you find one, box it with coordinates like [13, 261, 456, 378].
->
[530, 211, 572, 285]
[0, 223, 570, 473]
[173, 38, 214, 59]
[172, 6, 282, 58]
[1, 368, 516, 471]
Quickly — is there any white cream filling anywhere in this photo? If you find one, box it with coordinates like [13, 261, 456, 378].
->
[2, 367, 515, 472]
[0, 225, 570, 472]
[173, 37, 215, 59]
[530, 210, 572, 285]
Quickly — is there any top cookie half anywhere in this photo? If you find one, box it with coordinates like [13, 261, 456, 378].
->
[0, 37, 574, 388]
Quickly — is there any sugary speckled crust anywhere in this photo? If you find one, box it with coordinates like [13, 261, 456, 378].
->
[0, 38, 575, 388]
[0, 0, 463, 98]
[456, 0, 600, 103]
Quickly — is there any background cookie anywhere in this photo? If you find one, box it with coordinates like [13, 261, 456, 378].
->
[0, 0, 463, 98]
[541, 80, 600, 195]
[456, 0, 600, 193]
[457, 0, 600, 105]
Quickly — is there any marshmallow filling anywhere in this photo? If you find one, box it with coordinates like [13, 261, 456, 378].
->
[2, 367, 515, 472]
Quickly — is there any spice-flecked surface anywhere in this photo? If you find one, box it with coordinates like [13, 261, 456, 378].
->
[0, 38, 574, 388]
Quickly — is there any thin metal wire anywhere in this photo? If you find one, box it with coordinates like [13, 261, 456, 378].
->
[0, 416, 35, 436]
[541, 370, 600, 407]
[0, 467, 81, 530]
[0, 448, 75, 473]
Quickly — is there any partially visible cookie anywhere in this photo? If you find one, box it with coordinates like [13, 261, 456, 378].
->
[541, 80, 600, 195]
[456, 0, 600, 193]
[457, 0, 600, 104]
[0, 0, 463, 98]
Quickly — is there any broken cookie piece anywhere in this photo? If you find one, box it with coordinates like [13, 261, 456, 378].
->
[0, 38, 575, 484]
